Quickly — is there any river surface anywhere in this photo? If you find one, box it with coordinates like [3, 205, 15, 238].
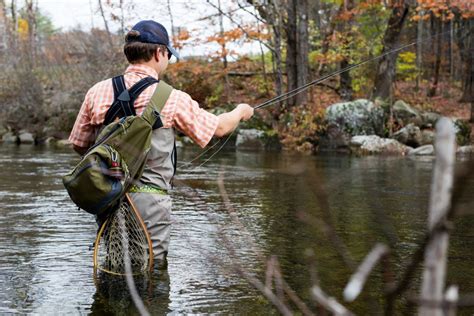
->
[0, 145, 473, 315]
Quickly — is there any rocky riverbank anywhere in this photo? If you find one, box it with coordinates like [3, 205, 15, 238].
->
[1, 98, 472, 158]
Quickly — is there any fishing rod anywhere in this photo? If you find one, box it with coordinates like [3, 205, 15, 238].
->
[254, 27, 459, 110]
[179, 27, 462, 171]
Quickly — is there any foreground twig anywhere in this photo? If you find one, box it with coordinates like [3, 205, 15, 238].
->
[216, 173, 314, 316]
[343, 243, 390, 302]
[311, 286, 354, 316]
[419, 118, 456, 316]
[384, 126, 474, 314]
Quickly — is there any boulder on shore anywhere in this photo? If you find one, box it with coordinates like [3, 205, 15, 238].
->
[391, 123, 422, 147]
[56, 139, 73, 149]
[421, 129, 435, 145]
[408, 145, 435, 156]
[325, 99, 384, 137]
[236, 129, 265, 150]
[235, 129, 281, 151]
[457, 145, 474, 157]
[392, 100, 422, 125]
[452, 118, 471, 146]
[2, 132, 18, 144]
[421, 112, 441, 128]
[19, 131, 35, 144]
[349, 135, 411, 156]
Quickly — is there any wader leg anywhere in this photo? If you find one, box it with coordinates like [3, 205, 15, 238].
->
[128, 192, 172, 263]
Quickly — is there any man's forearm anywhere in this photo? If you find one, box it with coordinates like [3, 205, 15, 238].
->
[215, 108, 244, 137]
[214, 104, 254, 137]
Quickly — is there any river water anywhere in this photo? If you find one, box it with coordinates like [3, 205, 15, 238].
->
[0, 144, 473, 315]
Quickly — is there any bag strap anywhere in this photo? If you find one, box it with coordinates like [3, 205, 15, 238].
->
[104, 76, 159, 125]
[142, 80, 174, 130]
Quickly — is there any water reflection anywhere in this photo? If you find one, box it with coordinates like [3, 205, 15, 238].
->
[0, 145, 473, 315]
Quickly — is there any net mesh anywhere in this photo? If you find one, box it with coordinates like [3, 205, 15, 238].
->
[94, 199, 151, 275]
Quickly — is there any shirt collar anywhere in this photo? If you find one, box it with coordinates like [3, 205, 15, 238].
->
[125, 64, 159, 80]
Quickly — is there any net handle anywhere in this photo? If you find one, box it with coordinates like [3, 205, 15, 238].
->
[125, 193, 155, 271]
[93, 217, 109, 271]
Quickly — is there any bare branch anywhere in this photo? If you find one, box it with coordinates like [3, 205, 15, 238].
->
[343, 243, 390, 302]
[419, 118, 456, 316]
[311, 286, 354, 316]
[204, 0, 275, 53]
[444, 285, 459, 316]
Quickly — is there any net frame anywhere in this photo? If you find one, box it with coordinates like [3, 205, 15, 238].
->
[93, 193, 154, 275]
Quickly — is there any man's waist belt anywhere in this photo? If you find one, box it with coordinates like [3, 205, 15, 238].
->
[128, 184, 167, 194]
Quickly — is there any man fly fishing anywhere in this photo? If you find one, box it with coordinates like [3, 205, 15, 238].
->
[68, 20, 254, 268]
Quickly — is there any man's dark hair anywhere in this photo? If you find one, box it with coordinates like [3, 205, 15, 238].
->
[124, 30, 167, 64]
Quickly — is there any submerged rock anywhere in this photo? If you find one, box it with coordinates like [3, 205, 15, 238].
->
[325, 99, 384, 137]
[452, 118, 471, 146]
[421, 129, 435, 145]
[391, 123, 422, 147]
[457, 145, 474, 157]
[2, 132, 18, 144]
[44, 137, 58, 146]
[350, 135, 411, 155]
[235, 129, 281, 151]
[19, 131, 35, 144]
[408, 145, 435, 156]
[56, 139, 73, 149]
[236, 129, 265, 150]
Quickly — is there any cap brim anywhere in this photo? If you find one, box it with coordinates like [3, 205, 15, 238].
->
[167, 45, 180, 60]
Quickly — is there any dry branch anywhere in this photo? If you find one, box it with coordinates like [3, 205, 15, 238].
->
[444, 285, 459, 316]
[311, 286, 354, 316]
[343, 243, 390, 302]
[419, 117, 456, 316]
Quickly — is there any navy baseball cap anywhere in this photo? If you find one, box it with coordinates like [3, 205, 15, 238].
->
[128, 20, 180, 60]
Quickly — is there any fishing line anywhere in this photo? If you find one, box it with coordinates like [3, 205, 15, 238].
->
[177, 138, 223, 168]
[182, 129, 237, 172]
[178, 27, 463, 171]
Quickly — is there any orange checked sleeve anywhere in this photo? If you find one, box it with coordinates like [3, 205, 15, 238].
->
[171, 90, 219, 148]
[68, 88, 96, 148]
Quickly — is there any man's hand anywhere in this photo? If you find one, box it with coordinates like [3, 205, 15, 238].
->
[237, 103, 254, 121]
[215, 103, 255, 137]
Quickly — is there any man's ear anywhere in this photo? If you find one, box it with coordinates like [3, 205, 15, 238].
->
[154, 48, 160, 62]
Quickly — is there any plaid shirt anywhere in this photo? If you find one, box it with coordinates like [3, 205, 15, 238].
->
[69, 64, 219, 148]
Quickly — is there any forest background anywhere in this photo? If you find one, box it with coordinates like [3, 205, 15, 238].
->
[0, 0, 473, 152]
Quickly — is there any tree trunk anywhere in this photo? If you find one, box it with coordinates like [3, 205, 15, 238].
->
[416, 10, 424, 90]
[246, 0, 283, 117]
[428, 17, 443, 97]
[296, 0, 309, 105]
[285, 0, 298, 107]
[449, 19, 454, 80]
[471, 102, 474, 123]
[166, 0, 175, 40]
[272, 22, 284, 118]
[25, 0, 36, 65]
[460, 18, 474, 119]
[0, 0, 7, 53]
[338, 0, 354, 101]
[317, 4, 343, 77]
[373, 0, 410, 100]
[98, 0, 114, 48]
[217, 0, 227, 69]
[119, 0, 125, 36]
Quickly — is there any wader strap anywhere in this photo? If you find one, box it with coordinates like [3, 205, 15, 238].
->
[142, 80, 174, 130]
[141, 80, 178, 178]
[104, 76, 159, 125]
